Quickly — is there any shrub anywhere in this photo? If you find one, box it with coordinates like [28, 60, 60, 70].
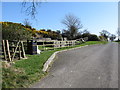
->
[36, 29, 62, 40]
[82, 33, 99, 41]
[88, 34, 100, 41]
[1, 22, 32, 40]
[99, 36, 108, 41]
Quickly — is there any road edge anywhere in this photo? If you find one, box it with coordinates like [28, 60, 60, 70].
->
[42, 45, 88, 72]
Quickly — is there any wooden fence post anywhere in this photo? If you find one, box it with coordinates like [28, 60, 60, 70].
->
[6, 40, 11, 61]
[2, 40, 7, 60]
[11, 41, 20, 61]
[19, 45, 21, 59]
[43, 41, 45, 51]
[21, 41, 26, 58]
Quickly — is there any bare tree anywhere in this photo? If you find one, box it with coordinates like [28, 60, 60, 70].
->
[22, 0, 42, 18]
[23, 19, 32, 26]
[62, 14, 83, 40]
[23, 19, 32, 29]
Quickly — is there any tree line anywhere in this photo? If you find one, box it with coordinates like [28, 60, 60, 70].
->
[20, 1, 118, 41]
[61, 14, 116, 41]
[2, 1, 118, 41]
[1, 16, 117, 41]
[1, 19, 117, 42]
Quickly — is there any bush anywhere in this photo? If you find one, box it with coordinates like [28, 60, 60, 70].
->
[88, 34, 100, 41]
[1, 22, 32, 40]
[36, 29, 62, 40]
[99, 36, 108, 41]
[82, 33, 99, 41]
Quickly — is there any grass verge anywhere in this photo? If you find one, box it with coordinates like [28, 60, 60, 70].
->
[2, 41, 107, 88]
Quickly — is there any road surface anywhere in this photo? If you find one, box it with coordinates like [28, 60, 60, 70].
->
[32, 42, 118, 88]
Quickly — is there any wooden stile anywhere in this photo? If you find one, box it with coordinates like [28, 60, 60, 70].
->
[11, 41, 20, 61]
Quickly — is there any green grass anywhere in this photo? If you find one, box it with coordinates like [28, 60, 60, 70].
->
[2, 51, 55, 88]
[2, 41, 107, 88]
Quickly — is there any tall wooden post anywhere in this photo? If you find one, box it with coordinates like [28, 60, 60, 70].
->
[2, 40, 7, 60]
[6, 40, 11, 61]
[19, 45, 21, 60]
[21, 41, 26, 58]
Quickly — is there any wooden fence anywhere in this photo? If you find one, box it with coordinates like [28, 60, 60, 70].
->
[37, 40, 76, 51]
[1, 40, 26, 61]
[1, 37, 88, 61]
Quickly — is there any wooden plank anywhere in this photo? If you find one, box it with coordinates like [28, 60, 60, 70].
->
[2, 40, 7, 60]
[37, 40, 77, 50]
[44, 41, 54, 42]
[10, 51, 22, 53]
[6, 40, 11, 61]
[37, 44, 45, 46]
[19, 45, 21, 59]
[37, 41, 54, 43]
[43, 41, 46, 50]
[11, 41, 20, 61]
[44, 44, 55, 46]
[53, 41, 56, 50]
[21, 41, 26, 58]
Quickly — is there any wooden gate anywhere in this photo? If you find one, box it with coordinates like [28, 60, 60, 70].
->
[2, 40, 26, 61]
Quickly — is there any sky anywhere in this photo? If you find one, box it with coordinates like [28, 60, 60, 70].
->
[2, 2, 118, 36]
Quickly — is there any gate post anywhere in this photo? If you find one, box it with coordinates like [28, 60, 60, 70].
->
[27, 40, 37, 55]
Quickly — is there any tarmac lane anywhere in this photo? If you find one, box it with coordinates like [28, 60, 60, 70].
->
[32, 42, 118, 88]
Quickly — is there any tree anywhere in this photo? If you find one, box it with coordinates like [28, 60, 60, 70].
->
[99, 35, 107, 41]
[61, 29, 71, 40]
[88, 34, 99, 41]
[62, 14, 83, 40]
[100, 30, 110, 40]
[56, 30, 61, 34]
[74, 32, 82, 39]
[23, 19, 32, 29]
[82, 33, 99, 41]
[109, 34, 116, 41]
[82, 29, 90, 34]
[47, 29, 52, 32]
[82, 33, 90, 38]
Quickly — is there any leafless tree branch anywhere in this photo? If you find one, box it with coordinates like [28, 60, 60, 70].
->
[22, 0, 42, 19]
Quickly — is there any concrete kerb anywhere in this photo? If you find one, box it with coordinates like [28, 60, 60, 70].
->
[42, 45, 88, 72]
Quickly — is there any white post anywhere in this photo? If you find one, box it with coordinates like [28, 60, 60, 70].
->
[37, 45, 41, 54]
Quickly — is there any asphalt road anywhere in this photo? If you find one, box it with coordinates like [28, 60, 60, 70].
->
[32, 42, 118, 88]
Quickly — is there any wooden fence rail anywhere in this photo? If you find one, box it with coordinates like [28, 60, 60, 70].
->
[1, 37, 88, 61]
[37, 40, 76, 51]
